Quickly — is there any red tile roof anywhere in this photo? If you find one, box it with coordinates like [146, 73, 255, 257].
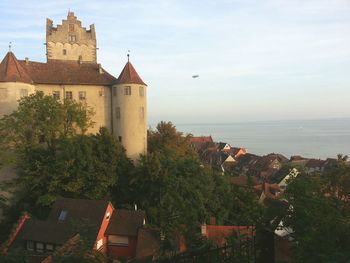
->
[203, 225, 255, 246]
[189, 136, 213, 143]
[0, 52, 33, 84]
[116, 61, 147, 86]
[19, 60, 117, 85]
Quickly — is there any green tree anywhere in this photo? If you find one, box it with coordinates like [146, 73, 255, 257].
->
[283, 162, 350, 262]
[0, 91, 93, 150]
[16, 128, 128, 209]
[129, 122, 214, 246]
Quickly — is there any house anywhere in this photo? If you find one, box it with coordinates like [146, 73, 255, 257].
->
[248, 153, 288, 180]
[105, 209, 146, 259]
[201, 224, 255, 247]
[5, 198, 147, 261]
[304, 159, 326, 173]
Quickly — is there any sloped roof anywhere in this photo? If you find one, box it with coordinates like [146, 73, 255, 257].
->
[19, 60, 117, 85]
[16, 219, 74, 244]
[105, 209, 145, 236]
[0, 52, 33, 83]
[48, 198, 110, 225]
[116, 61, 147, 86]
[135, 227, 160, 260]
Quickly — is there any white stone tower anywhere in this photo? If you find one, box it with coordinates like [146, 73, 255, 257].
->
[46, 11, 97, 62]
[112, 55, 147, 162]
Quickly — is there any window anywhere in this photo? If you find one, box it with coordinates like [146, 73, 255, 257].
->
[115, 107, 120, 119]
[139, 107, 144, 119]
[69, 24, 74, 32]
[20, 89, 28, 98]
[139, 86, 144, 97]
[46, 243, 54, 252]
[124, 86, 131, 96]
[27, 241, 34, 251]
[53, 91, 60, 100]
[108, 235, 129, 246]
[113, 87, 117, 96]
[63, 49, 67, 55]
[36, 242, 44, 253]
[106, 212, 111, 221]
[69, 35, 76, 42]
[58, 210, 68, 221]
[96, 239, 103, 250]
[65, 91, 73, 100]
[79, 91, 86, 101]
[118, 136, 122, 142]
[0, 88, 7, 100]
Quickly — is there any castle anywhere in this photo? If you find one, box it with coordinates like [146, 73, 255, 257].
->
[0, 12, 147, 161]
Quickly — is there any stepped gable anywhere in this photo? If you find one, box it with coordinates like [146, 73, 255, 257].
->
[116, 60, 147, 86]
[0, 52, 32, 83]
[18, 60, 117, 85]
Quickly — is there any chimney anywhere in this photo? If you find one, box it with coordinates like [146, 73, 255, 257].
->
[201, 224, 207, 236]
[25, 57, 29, 65]
[209, 216, 217, 225]
[98, 64, 103, 74]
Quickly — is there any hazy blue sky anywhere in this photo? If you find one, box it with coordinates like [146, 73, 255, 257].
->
[0, 0, 349, 124]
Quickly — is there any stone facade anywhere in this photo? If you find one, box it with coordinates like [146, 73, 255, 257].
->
[46, 12, 97, 62]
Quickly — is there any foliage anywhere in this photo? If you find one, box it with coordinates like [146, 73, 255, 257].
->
[283, 161, 350, 262]
[0, 91, 94, 150]
[16, 128, 127, 209]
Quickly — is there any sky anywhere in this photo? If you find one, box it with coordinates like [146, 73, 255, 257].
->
[0, 0, 349, 124]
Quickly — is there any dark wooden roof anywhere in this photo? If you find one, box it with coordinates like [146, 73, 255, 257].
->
[105, 209, 145, 236]
[17, 219, 74, 244]
[18, 59, 117, 85]
[116, 61, 147, 86]
[0, 52, 33, 83]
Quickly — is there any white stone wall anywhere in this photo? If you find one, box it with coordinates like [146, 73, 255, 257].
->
[0, 82, 35, 117]
[36, 84, 112, 134]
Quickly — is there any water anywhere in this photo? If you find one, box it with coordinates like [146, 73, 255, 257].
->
[171, 118, 350, 159]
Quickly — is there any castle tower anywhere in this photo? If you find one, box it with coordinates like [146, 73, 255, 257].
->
[112, 56, 147, 162]
[46, 11, 97, 62]
[0, 51, 35, 116]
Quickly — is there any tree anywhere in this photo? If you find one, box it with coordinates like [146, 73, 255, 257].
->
[16, 128, 129, 209]
[0, 91, 94, 151]
[283, 162, 350, 262]
[129, 122, 214, 247]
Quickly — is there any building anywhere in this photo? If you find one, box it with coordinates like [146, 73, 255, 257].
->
[0, 11, 147, 161]
[4, 198, 148, 261]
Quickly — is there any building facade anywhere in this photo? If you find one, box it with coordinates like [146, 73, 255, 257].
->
[0, 12, 147, 161]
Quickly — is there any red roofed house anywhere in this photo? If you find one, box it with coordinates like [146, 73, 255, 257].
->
[4, 198, 147, 262]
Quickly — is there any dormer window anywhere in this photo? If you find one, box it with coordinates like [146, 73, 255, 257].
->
[58, 210, 68, 221]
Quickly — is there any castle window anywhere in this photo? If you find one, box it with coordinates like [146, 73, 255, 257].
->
[79, 91, 86, 101]
[139, 107, 144, 119]
[63, 49, 67, 55]
[139, 86, 144, 97]
[65, 91, 73, 100]
[69, 35, 76, 42]
[124, 86, 131, 96]
[53, 91, 60, 100]
[0, 88, 7, 100]
[118, 136, 122, 142]
[20, 89, 28, 98]
[115, 107, 121, 119]
[69, 24, 74, 32]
